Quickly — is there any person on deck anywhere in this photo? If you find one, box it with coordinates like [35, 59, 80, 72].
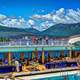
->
[12, 57, 15, 65]
[4, 58, 8, 66]
[14, 59, 20, 72]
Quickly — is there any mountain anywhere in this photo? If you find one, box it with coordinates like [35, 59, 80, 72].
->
[41, 23, 80, 37]
[25, 28, 40, 36]
[0, 25, 32, 38]
[0, 23, 80, 38]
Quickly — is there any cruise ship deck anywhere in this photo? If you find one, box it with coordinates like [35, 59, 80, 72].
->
[0, 35, 80, 79]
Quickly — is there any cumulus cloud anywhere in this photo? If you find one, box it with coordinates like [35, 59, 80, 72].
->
[31, 8, 80, 24]
[0, 14, 6, 21]
[26, 19, 36, 28]
[0, 8, 80, 30]
[1, 16, 27, 28]
[27, 19, 35, 26]
[41, 21, 53, 30]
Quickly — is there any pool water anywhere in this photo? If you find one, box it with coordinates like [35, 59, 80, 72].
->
[34, 74, 80, 80]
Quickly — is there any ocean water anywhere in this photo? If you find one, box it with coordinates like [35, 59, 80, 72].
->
[34, 74, 80, 80]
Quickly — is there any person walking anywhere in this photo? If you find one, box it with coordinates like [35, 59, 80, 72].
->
[14, 59, 20, 72]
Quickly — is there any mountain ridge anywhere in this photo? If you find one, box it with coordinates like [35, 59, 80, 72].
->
[42, 23, 80, 37]
[0, 23, 80, 38]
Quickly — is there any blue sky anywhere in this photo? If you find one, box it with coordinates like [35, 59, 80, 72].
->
[0, 0, 80, 30]
[0, 0, 80, 18]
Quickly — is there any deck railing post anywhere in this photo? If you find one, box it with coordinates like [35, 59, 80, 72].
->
[8, 52, 11, 65]
[69, 50, 72, 58]
[60, 50, 64, 59]
[42, 47, 45, 64]
[35, 48, 38, 62]
[20, 52, 24, 61]
[48, 51, 51, 62]
[32, 51, 34, 60]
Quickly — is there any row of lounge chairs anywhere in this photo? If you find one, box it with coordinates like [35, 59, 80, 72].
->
[22, 62, 46, 72]
[0, 57, 79, 73]
[45, 61, 78, 69]
[0, 66, 15, 73]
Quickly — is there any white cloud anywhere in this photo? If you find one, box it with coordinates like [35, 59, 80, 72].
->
[30, 8, 80, 29]
[66, 9, 80, 23]
[41, 21, 53, 30]
[0, 8, 80, 31]
[0, 14, 6, 21]
[26, 19, 36, 28]
[30, 14, 41, 20]
[27, 19, 35, 25]
[1, 16, 27, 28]
[56, 8, 65, 16]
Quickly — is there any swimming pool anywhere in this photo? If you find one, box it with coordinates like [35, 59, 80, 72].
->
[35, 74, 80, 80]
[15, 70, 80, 80]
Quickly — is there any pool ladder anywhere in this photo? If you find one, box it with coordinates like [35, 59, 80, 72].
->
[60, 69, 68, 80]
[60, 69, 80, 80]
[74, 71, 80, 80]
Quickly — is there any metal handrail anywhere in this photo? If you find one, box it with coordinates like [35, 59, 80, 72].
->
[0, 40, 69, 46]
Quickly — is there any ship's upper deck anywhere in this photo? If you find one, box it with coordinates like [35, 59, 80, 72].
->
[0, 35, 79, 52]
